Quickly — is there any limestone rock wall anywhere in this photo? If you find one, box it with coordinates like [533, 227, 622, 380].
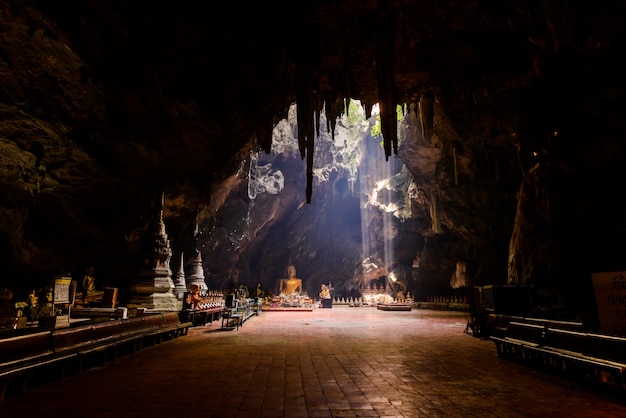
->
[0, 0, 624, 321]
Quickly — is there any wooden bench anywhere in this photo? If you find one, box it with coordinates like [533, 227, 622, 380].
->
[118, 316, 150, 354]
[523, 317, 584, 332]
[0, 331, 74, 401]
[143, 313, 170, 344]
[0, 312, 193, 401]
[491, 321, 626, 392]
[540, 328, 626, 388]
[52, 320, 126, 372]
[161, 312, 192, 338]
[70, 307, 128, 319]
[491, 321, 545, 364]
[50, 325, 98, 375]
[377, 303, 412, 311]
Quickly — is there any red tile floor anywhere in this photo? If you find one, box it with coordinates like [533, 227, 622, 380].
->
[2, 307, 626, 417]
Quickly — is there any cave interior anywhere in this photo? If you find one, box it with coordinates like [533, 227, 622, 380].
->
[1, 0, 626, 328]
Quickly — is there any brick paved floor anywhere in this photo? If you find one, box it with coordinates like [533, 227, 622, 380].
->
[2, 307, 626, 417]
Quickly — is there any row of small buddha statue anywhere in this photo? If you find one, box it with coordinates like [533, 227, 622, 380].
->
[360, 283, 389, 292]
[423, 296, 468, 304]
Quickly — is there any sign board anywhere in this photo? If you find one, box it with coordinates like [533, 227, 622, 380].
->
[53, 277, 73, 304]
[592, 271, 626, 336]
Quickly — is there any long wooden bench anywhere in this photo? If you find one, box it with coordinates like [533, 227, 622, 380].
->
[540, 328, 626, 388]
[491, 321, 545, 363]
[70, 307, 128, 319]
[0, 331, 74, 401]
[161, 311, 192, 337]
[50, 325, 98, 375]
[0, 312, 193, 401]
[491, 320, 626, 392]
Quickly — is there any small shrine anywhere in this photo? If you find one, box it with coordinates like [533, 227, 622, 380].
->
[127, 194, 180, 311]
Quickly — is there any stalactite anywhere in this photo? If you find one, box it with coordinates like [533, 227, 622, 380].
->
[322, 68, 349, 141]
[324, 90, 344, 141]
[306, 126, 314, 203]
[453, 145, 458, 186]
[494, 150, 500, 183]
[296, 88, 314, 161]
[362, 102, 373, 119]
[323, 89, 334, 136]
[296, 65, 316, 202]
[328, 107, 337, 140]
[247, 150, 258, 200]
[314, 93, 324, 138]
[256, 112, 274, 154]
[375, 9, 397, 160]
[419, 91, 435, 136]
[314, 106, 321, 139]
[296, 33, 316, 162]
[430, 194, 441, 234]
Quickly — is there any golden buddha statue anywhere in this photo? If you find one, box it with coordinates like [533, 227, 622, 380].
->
[278, 263, 303, 295]
[281, 277, 303, 295]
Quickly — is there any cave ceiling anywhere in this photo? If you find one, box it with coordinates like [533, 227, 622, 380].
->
[1, 0, 626, 313]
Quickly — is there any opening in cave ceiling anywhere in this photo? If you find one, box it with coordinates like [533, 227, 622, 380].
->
[240, 101, 417, 295]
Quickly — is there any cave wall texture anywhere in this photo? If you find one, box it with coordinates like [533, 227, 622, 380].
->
[1, 0, 625, 322]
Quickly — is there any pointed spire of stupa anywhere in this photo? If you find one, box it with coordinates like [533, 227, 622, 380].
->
[186, 249, 207, 291]
[173, 252, 187, 299]
[186, 216, 207, 291]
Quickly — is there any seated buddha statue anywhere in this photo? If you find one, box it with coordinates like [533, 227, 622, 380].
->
[278, 263, 303, 295]
[281, 277, 303, 295]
